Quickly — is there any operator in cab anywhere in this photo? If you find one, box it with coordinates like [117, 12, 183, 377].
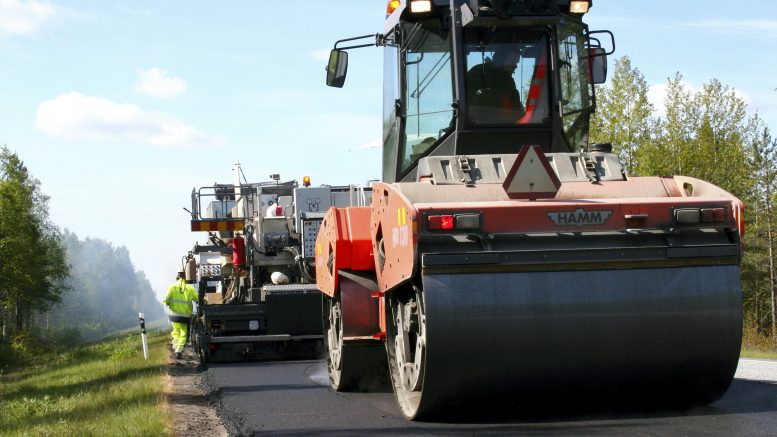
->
[466, 45, 525, 125]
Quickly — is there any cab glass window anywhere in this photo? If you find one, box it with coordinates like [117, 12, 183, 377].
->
[464, 28, 549, 126]
[399, 21, 454, 174]
[383, 29, 400, 180]
[557, 21, 594, 150]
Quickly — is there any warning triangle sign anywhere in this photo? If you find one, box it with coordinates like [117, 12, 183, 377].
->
[502, 145, 561, 200]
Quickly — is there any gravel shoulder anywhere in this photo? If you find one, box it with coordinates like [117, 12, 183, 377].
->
[735, 358, 777, 384]
[165, 348, 229, 437]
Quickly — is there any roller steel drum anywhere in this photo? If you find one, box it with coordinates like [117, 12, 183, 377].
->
[387, 265, 742, 419]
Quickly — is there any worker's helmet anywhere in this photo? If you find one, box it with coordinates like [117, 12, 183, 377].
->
[492, 44, 521, 68]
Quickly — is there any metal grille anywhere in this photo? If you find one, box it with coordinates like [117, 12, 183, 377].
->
[263, 283, 320, 294]
[200, 264, 222, 277]
[302, 219, 323, 258]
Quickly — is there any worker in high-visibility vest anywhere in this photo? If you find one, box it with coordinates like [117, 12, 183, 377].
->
[164, 271, 198, 358]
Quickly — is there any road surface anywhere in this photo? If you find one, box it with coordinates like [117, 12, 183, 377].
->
[204, 358, 777, 436]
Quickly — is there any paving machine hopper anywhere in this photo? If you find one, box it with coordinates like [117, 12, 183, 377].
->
[315, 0, 744, 420]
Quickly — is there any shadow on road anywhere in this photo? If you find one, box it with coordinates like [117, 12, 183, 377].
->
[413, 380, 777, 425]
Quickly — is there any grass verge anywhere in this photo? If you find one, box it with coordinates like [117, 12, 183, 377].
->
[0, 331, 170, 436]
[741, 325, 777, 360]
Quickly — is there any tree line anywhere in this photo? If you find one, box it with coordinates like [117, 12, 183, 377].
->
[0, 147, 69, 339]
[0, 147, 164, 348]
[590, 57, 776, 343]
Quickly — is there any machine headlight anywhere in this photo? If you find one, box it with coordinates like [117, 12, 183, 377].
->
[410, 0, 432, 13]
[569, 1, 590, 14]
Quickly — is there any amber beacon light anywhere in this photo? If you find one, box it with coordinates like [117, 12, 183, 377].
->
[387, 0, 401, 15]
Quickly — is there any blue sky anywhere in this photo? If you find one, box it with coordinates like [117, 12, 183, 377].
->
[1, 0, 775, 300]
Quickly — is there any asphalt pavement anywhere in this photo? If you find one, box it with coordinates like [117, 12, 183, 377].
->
[205, 358, 777, 436]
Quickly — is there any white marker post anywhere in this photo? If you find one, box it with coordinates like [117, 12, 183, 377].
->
[139, 312, 149, 360]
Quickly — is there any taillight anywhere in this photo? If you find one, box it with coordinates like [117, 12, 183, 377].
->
[674, 207, 726, 225]
[427, 213, 480, 231]
[440, 215, 454, 230]
[700, 208, 725, 223]
[428, 215, 453, 230]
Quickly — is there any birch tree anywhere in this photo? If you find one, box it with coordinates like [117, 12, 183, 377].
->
[741, 115, 775, 335]
[589, 56, 655, 175]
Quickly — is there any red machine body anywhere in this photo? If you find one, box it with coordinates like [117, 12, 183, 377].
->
[316, 172, 744, 340]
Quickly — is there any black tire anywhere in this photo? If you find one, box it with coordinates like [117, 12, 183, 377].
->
[323, 294, 388, 392]
[385, 285, 427, 419]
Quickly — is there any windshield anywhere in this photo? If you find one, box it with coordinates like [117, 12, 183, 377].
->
[557, 20, 594, 150]
[399, 21, 454, 174]
[464, 27, 549, 127]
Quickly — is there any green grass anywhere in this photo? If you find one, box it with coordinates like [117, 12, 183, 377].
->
[741, 324, 777, 360]
[0, 332, 170, 437]
[741, 348, 777, 360]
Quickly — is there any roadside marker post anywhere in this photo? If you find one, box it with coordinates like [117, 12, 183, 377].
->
[139, 312, 149, 360]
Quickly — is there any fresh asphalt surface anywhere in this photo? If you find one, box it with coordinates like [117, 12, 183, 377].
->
[204, 358, 777, 436]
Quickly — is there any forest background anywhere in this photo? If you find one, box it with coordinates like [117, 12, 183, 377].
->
[591, 56, 776, 349]
[0, 150, 164, 364]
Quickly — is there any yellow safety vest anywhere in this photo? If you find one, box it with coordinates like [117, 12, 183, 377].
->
[164, 280, 197, 318]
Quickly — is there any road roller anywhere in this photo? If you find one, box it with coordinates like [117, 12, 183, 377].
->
[316, 0, 744, 419]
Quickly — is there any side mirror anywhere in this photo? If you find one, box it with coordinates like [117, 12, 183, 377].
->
[326, 49, 349, 88]
[589, 47, 607, 84]
[586, 29, 614, 85]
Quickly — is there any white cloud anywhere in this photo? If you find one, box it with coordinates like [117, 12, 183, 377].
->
[0, 0, 55, 37]
[679, 19, 777, 39]
[134, 68, 187, 98]
[36, 92, 225, 149]
[733, 89, 753, 107]
[309, 48, 331, 61]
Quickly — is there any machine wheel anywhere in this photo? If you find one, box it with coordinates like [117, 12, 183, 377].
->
[324, 294, 344, 389]
[323, 293, 389, 392]
[386, 285, 427, 419]
[323, 295, 357, 391]
[197, 344, 209, 364]
[192, 320, 209, 364]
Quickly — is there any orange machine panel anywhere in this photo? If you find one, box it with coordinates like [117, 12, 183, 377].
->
[370, 182, 418, 293]
[345, 207, 375, 271]
[315, 206, 374, 297]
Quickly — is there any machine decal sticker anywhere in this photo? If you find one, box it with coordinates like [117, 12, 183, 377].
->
[393, 225, 410, 247]
[397, 207, 407, 226]
[547, 208, 613, 226]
